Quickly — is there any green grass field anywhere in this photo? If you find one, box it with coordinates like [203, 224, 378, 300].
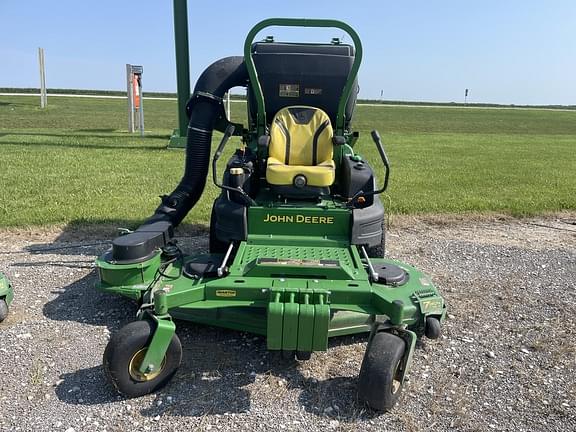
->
[0, 95, 574, 227]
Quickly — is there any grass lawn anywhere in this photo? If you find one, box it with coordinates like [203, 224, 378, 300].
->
[0, 95, 575, 227]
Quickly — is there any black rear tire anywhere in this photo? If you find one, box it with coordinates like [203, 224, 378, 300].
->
[358, 331, 406, 411]
[209, 204, 228, 254]
[0, 299, 8, 323]
[367, 219, 386, 258]
[103, 320, 182, 398]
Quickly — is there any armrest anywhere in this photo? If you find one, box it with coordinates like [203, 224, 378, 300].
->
[332, 136, 346, 146]
[258, 135, 270, 163]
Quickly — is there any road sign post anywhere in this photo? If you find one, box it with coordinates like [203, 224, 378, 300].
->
[127, 64, 144, 136]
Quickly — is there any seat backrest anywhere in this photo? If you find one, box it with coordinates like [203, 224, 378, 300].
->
[269, 107, 333, 166]
[248, 42, 358, 129]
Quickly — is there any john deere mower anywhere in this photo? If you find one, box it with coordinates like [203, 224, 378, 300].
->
[0, 272, 14, 323]
[96, 18, 446, 411]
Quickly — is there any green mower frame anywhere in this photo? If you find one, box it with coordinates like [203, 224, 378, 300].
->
[0, 273, 14, 323]
[96, 18, 446, 412]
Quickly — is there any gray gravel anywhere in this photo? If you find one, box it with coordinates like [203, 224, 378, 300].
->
[0, 215, 575, 431]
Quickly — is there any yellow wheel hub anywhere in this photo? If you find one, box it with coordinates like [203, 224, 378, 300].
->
[128, 348, 165, 382]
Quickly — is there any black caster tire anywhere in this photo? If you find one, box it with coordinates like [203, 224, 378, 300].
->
[296, 351, 312, 361]
[425, 316, 441, 340]
[0, 299, 8, 323]
[103, 320, 182, 398]
[358, 331, 406, 412]
[367, 219, 386, 258]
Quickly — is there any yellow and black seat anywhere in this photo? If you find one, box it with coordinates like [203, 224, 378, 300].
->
[265, 106, 335, 197]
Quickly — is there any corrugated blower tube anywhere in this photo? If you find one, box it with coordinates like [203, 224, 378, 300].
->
[146, 56, 248, 227]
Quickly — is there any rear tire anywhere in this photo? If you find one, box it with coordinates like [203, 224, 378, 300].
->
[367, 220, 386, 258]
[209, 205, 228, 254]
[358, 331, 406, 411]
[103, 320, 182, 398]
[0, 299, 8, 323]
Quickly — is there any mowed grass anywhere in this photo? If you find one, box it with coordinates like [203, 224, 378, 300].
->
[0, 95, 575, 227]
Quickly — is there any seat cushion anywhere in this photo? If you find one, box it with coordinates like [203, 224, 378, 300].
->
[266, 157, 335, 187]
[266, 106, 335, 188]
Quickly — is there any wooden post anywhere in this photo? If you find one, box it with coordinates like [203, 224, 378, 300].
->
[127, 64, 135, 133]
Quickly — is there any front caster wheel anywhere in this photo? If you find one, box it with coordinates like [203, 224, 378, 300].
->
[103, 320, 182, 398]
[358, 331, 406, 412]
[0, 299, 8, 323]
[425, 316, 442, 340]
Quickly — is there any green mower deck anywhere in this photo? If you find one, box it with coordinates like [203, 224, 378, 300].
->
[96, 204, 446, 409]
[0, 272, 14, 323]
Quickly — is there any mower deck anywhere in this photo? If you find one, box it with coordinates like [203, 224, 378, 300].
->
[97, 237, 444, 346]
[0, 273, 13, 323]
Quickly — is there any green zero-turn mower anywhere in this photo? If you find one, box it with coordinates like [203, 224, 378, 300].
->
[0, 273, 14, 323]
[96, 18, 446, 411]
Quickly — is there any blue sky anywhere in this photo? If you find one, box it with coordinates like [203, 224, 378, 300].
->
[1, 0, 574, 104]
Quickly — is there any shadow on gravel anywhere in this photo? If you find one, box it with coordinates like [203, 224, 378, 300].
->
[51, 317, 379, 421]
[294, 336, 380, 422]
[55, 365, 119, 405]
[138, 329, 271, 417]
[133, 329, 378, 422]
[298, 376, 374, 420]
[42, 271, 138, 331]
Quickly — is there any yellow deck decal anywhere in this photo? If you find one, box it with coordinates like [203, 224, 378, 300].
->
[420, 299, 443, 313]
[216, 290, 237, 297]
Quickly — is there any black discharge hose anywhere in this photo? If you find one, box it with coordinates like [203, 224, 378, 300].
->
[146, 56, 248, 228]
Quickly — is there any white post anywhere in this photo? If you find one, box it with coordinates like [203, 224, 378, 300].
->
[226, 91, 231, 120]
[38, 48, 47, 108]
[138, 75, 144, 137]
[126, 64, 135, 133]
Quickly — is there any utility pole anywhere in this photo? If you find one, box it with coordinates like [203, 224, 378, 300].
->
[38, 48, 47, 108]
[169, 0, 191, 148]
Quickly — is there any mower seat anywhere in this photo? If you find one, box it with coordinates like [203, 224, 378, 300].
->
[266, 106, 335, 197]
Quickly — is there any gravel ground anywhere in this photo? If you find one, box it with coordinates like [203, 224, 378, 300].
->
[0, 215, 575, 431]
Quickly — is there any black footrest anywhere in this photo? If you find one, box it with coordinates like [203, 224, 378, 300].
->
[184, 254, 222, 279]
